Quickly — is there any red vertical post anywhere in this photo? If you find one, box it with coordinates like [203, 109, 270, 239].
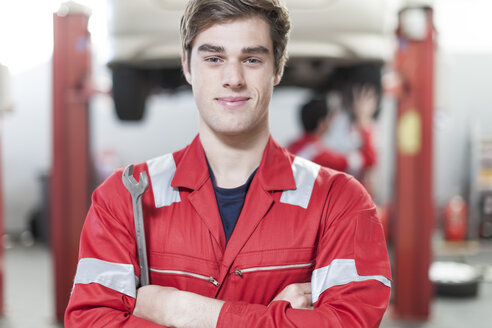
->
[52, 5, 92, 322]
[393, 7, 435, 320]
[0, 121, 4, 315]
[0, 64, 12, 315]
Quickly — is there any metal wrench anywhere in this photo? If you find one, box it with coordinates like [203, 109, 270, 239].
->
[122, 164, 150, 286]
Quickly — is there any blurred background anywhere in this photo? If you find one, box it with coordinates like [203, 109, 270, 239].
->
[0, 0, 491, 327]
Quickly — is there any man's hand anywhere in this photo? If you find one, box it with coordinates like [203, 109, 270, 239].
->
[133, 285, 224, 328]
[133, 285, 178, 325]
[352, 85, 378, 129]
[271, 282, 313, 309]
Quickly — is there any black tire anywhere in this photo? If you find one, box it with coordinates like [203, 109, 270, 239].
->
[430, 261, 481, 298]
[111, 65, 149, 121]
[434, 280, 480, 297]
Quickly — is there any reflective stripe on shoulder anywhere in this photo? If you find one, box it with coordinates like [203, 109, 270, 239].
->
[311, 259, 391, 303]
[74, 258, 138, 298]
[147, 153, 181, 208]
[280, 156, 320, 209]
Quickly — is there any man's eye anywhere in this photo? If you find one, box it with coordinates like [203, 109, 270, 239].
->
[245, 58, 261, 64]
[205, 57, 221, 63]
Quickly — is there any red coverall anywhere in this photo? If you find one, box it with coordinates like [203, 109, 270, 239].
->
[65, 135, 391, 327]
[287, 128, 376, 174]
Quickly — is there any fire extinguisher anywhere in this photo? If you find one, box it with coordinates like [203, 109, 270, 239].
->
[443, 196, 467, 241]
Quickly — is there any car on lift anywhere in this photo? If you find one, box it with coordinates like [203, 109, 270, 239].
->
[106, 0, 417, 120]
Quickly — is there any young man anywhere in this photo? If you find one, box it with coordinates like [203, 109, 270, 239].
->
[65, 1, 391, 327]
[287, 86, 377, 177]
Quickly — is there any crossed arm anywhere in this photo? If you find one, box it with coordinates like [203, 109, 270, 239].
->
[133, 282, 313, 328]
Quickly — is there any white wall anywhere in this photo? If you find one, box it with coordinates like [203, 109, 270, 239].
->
[434, 53, 492, 205]
[2, 62, 52, 233]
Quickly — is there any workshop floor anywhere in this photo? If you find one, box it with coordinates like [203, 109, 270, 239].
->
[0, 240, 61, 328]
[0, 239, 490, 327]
[381, 238, 492, 328]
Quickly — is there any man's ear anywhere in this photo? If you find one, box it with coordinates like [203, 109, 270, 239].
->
[181, 55, 192, 85]
[273, 66, 284, 86]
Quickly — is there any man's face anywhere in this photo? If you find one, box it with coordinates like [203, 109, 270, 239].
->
[182, 16, 282, 138]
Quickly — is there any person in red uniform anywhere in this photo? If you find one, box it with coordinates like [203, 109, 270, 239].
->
[65, 1, 391, 327]
[287, 86, 377, 177]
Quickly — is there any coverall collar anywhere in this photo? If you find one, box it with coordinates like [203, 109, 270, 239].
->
[171, 134, 297, 192]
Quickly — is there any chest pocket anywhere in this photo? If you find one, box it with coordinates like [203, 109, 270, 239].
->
[148, 251, 220, 297]
[222, 247, 316, 304]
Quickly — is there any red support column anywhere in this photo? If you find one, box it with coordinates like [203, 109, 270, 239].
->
[0, 120, 4, 315]
[393, 7, 436, 320]
[0, 63, 14, 316]
[51, 6, 92, 322]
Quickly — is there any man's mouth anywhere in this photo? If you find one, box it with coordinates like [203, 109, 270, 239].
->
[216, 97, 250, 109]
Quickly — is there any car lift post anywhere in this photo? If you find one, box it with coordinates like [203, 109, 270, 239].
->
[393, 6, 436, 320]
[0, 63, 14, 316]
[52, 4, 92, 322]
[0, 123, 4, 314]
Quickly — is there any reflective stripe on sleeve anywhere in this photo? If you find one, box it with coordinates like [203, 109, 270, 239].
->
[280, 156, 320, 209]
[311, 259, 391, 303]
[147, 153, 181, 208]
[74, 258, 138, 298]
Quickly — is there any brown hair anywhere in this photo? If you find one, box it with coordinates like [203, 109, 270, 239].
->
[180, 0, 291, 75]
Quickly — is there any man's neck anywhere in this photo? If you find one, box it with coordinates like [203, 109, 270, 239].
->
[200, 128, 269, 189]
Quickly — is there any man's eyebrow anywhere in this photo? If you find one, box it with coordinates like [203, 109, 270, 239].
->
[197, 44, 225, 53]
[242, 46, 270, 55]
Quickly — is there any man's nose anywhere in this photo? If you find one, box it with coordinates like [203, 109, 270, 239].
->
[222, 62, 245, 89]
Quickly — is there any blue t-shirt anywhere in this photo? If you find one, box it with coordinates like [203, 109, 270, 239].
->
[209, 166, 257, 243]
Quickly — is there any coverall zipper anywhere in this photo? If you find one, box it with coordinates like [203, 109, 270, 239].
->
[234, 262, 314, 276]
[150, 268, 220, 286]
